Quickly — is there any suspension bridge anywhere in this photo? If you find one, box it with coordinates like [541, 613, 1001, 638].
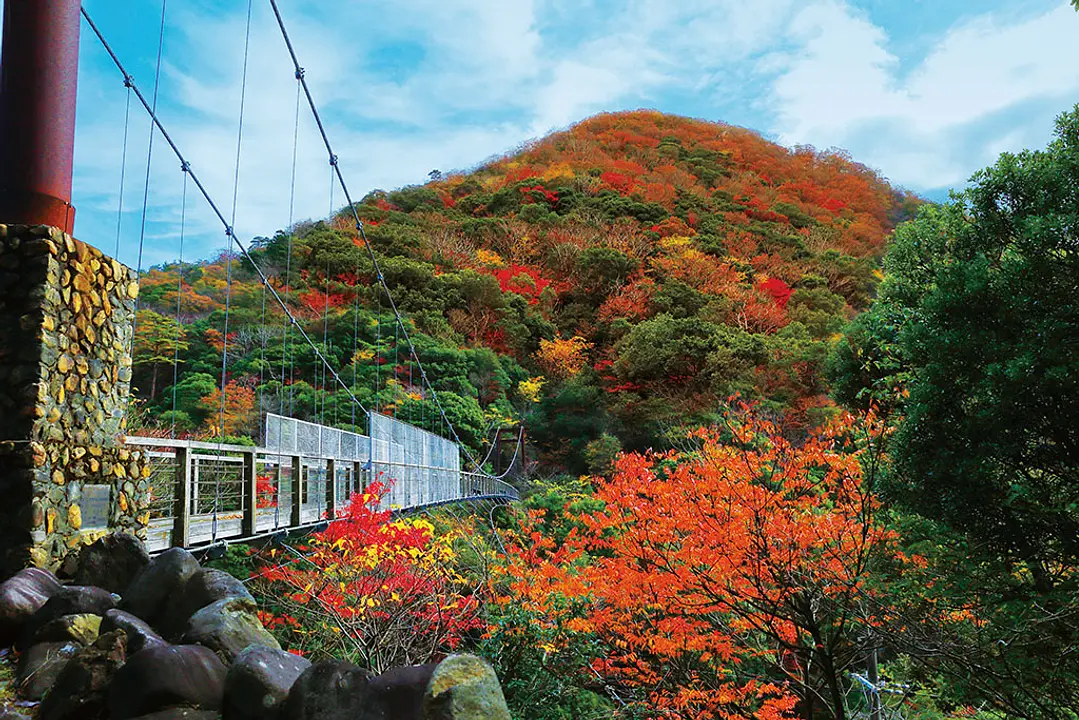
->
[0, 1, 521, 568]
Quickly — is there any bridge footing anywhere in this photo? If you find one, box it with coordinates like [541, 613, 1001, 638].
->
[0, 224, 149, 574]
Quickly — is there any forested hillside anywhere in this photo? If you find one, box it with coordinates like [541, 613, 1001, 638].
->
[126, 105, 1079, 719]
[131, 110, 918, 471]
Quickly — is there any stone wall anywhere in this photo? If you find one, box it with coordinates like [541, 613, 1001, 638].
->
[0, 224, 149, 574]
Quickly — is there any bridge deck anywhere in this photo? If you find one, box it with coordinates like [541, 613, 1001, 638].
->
[126, 436, 518, 552]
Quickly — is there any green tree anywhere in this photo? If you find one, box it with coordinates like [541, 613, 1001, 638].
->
[841, 107, 1079, 578]
[133, 309, 189, 399]
[832, 106, 1079, 717]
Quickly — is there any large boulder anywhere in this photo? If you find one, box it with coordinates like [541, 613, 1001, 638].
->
[367, 663, 438, 720]
[109, 644, 228, 720]
[127, 710, 221, 720]
[101, 609, 167, 655]
[37, 629, 127, 720]
[121, 548, 200, 628]
[279, 660, 374, 720]
[0, 568, 62, 646]
[183, 597, 280, 664]
[29, 612, 103, 647]
[71, 533, 150, 594]
[160, 568, 254, 640]
[15, 641, 79, 700]
[19, 586, 117, 650]
[423, 654, 511, 720]
[222, 646, 311, 720]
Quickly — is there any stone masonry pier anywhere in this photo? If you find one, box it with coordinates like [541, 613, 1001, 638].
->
[0, 224, 149, 574]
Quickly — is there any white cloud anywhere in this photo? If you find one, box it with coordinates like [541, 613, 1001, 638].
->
[765, 1, 1079, 189]
[67, 0, 1079, 266]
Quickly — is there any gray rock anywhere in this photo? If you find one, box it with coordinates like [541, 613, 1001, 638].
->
[0, 568, 61, 646]
[20, 585, 117, 649]
[223, 646, 311, 720]
[109, 644, 228, 720]
[102, 609, 167, 655]
[72, 533, 150, 594]
[16, 641, 79, 700]
[121, 548, 200, 628]
[38, 629, 127, 720]
[423, 654, 511, 720]
[279, 660, 374, 720]
[27, 612, 102, 646]
[128, 710, 221, 720]
[368, 663, 438, 720]
[160, 568, 254, 641]
[184, 597, 280, 664]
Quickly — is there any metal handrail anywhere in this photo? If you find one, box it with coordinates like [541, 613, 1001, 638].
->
[130, 434, 518, 551]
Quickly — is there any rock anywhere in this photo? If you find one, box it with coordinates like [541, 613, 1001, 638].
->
[37, 629, 127, 720]
[109, 644, 228, 720]
[222, 646, 311, 720]
[160, 568, 254, 640]
[121, 548, 199, 628]
[29, 612, 102, 646]
[0, 567, 61, 646]
[184, 597, 280, 664]
[368, 663, 438, 720]
[71, 533, 150, 594]
[279, 660, 374, 720]
[423, 654, 511, 720]
[101, 609, 167, 655]
[16, 641, 79, 700]
[19, 585, 117, 649]
[127, 710, 221, 720]
[0, 706, 33, 720]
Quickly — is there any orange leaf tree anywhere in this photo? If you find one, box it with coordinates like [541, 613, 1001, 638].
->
[497, 406, 893, 719]
[198, 379, 257, 438]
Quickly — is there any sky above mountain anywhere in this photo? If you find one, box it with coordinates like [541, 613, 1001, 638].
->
[5, 0, 1076, 267]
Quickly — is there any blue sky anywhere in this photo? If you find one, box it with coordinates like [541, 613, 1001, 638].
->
[6, 0, 1078, 267]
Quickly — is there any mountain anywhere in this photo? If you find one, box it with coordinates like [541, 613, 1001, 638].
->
[133, 110, 920, 473]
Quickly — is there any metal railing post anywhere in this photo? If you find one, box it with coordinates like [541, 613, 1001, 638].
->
[325, 457, 336, 521]
[241, 450, 257, 535]
[290, 455, 302, 527]
[172, 446, 191, 547]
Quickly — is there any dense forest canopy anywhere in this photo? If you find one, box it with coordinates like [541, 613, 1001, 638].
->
[131, 110, 919, 472]
[126, 100, 1079, 719]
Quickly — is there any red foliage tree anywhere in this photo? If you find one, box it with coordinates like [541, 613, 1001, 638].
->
[498, 407, 894, 719]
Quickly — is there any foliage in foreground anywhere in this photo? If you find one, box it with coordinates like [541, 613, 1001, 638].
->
[492, 406, 894, 719]
[830, 106, 1079, 718]
[244, 484, 486, 674]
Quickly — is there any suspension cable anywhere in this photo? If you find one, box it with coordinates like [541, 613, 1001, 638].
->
[213, 0, 254, 543]
[170, 167, 189, 439]
[268, 0, 522, 474]
[131, 0, 168, 344]
[114, 83, 132, 257]
[280, 77, 302, 424]
[81, 6, 371, 420]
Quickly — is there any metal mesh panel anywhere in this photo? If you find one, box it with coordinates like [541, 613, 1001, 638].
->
[264, 413, 371, 462]
[263, 412, 464, 509]
[368, 411, 461, 508]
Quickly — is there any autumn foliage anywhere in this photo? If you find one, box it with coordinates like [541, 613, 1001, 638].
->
[497, 406, 893, 718]
[251, 482, 483, 673]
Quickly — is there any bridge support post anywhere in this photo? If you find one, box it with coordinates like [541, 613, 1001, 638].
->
[172, 447, 191, 548]
[0, 224, 148, 573]
[325, 458, 336, 521]
[290, 455, 302, 527]
[0, 0, 82, 233]
[241, 449, 257, 536]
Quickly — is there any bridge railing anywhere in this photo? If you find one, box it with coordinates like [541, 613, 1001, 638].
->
[126, 436, 518, 552]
